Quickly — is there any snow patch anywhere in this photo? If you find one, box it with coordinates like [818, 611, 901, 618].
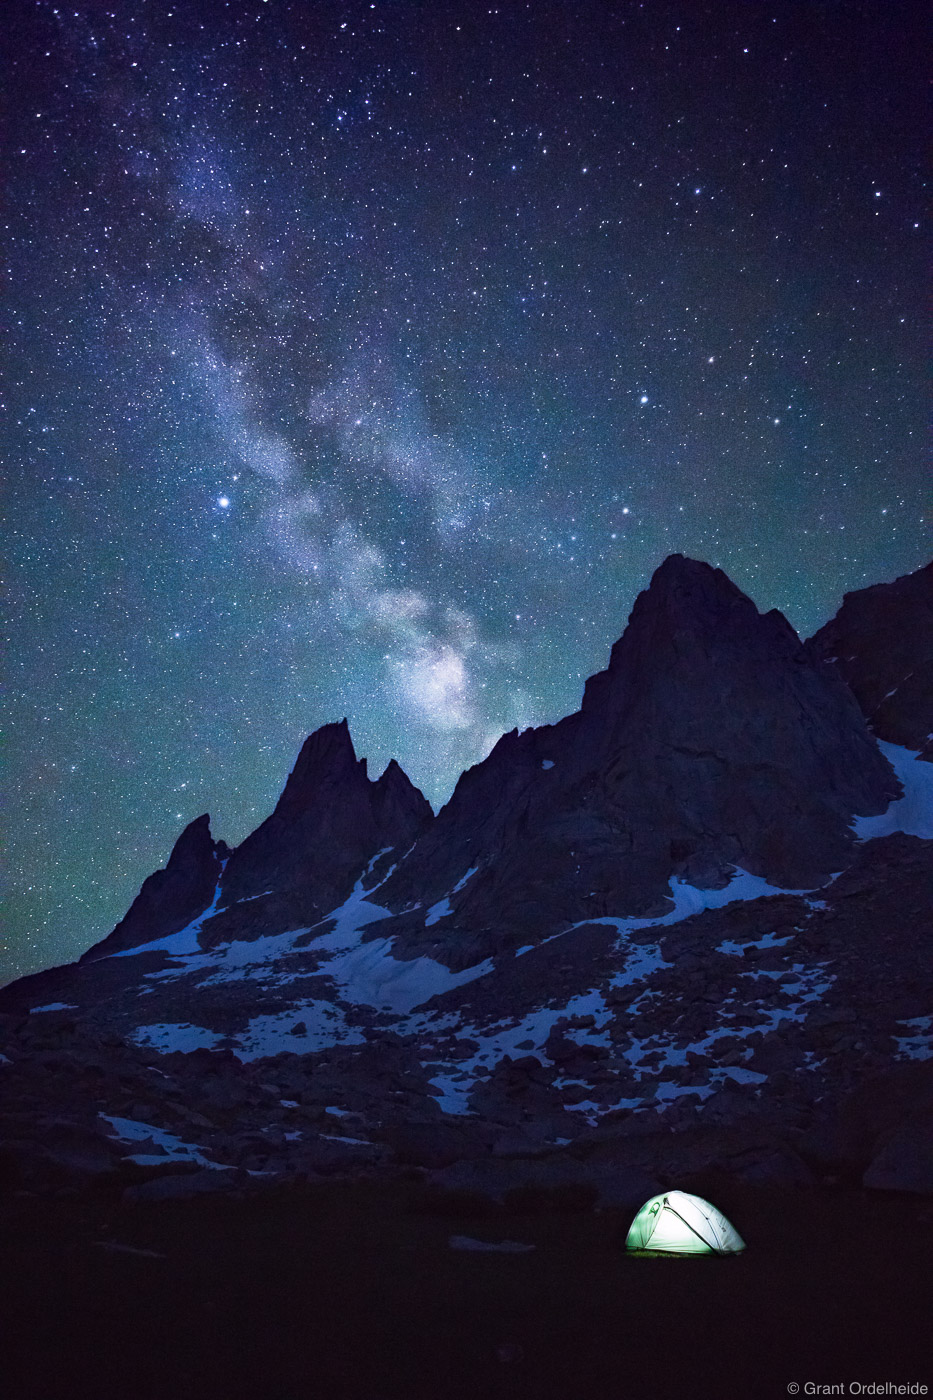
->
[419, 986, 616, 1115]
[425, 1072, 474, 1115]
[100, 1114, 226, 1169]
[116, 874, 498, 1062]
[363, 845, 392, 873]
[29, 1002, 78, 1014]
[538, 869, 814, 962]
[425, 867, 478, 925]
[718, 931, 795, 956]
[853, 742, 933, 840]
[666, 868, 813, 915]
[425, 897, 452, 926]
[652, 1079, 715, 1103]
[327, 936, 495, 1015]
[234, 1005, 365, 1060]
[894, 1015, 933, 1062]
[600, 960, 835, 1116]
[120, 869, 495, 1038]
[562, 1094, 645, 1117]
[133, 1023, 226, 1054]
[113, 874, 226, 960]
[295, 879, 494, 1013]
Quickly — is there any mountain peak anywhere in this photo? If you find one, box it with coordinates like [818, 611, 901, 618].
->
[65, 554, 915, 970]
[375, 756, 406, 787]
[216, 723, 432, 915]
[376, 757, 427, 802]
[373, 759, 435, 836]
[633, 553, 771, 636]
[170, 811, 213, 854]
[80, 812, 226, 962]
[649, 551, 732, 589]
[275, 719, 363, 814]
[381, 554, 898, 954]
[581, 557, 800, 720]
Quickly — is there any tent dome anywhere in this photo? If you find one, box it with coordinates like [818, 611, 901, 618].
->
[625, 1190, 746, 1255]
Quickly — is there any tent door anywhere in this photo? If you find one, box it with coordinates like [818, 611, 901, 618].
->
[663, 1202, 719, 1253]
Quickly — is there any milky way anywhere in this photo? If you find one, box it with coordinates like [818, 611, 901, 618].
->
[5, 0, 927, 979]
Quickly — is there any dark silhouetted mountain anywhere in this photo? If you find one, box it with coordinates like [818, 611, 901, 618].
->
[215, 720, 432, 920]
[377, 555, 899, 966]
[80, 814, 229, 962]
[806, 561, 933, 755]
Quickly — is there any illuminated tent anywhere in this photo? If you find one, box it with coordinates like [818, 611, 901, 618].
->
[625, 1190, 746, 1255]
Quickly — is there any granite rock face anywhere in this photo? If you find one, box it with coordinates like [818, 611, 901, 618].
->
[379, 555, 899, 966]
[81, 724, 434, 961]
[80, 814, 228, 962]
[215, 720, 432, 921]
[805, 561, 933, 754]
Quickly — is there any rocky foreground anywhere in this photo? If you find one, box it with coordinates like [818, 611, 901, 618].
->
[3, 1178, 932, 1400]
[1, 556, 931, 1207]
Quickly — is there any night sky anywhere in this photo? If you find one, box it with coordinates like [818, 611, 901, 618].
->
[4, 0, 928, 982]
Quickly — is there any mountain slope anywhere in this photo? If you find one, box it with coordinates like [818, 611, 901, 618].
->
[374, 554, 899, 968]
[805, 560, 933, 754]
[80, 815, 229, 961]
[1, 556, 930, 1198]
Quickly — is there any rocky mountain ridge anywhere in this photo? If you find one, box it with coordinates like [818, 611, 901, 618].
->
[805, 559, 933, 754]
[373, 554, 900, 969]
[2, 555, 931, 1202]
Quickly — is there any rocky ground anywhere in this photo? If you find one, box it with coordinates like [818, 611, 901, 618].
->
[2, 832, 930, 1207]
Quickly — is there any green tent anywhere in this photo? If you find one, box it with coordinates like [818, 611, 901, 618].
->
[625, 1190, 746, 1255]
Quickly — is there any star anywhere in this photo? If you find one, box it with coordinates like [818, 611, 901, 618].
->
[2, 0, 926, 981]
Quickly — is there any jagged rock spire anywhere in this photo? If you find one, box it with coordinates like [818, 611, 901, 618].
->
[80, 814, 227, 961]
[218, 721, 432, 912]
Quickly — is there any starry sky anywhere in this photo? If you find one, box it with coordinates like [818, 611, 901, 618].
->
[4, 0, 928, 982]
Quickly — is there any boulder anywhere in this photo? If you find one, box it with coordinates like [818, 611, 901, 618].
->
[429, 1153, 661, 1209]
[801, 1062, 933, 1173]
[292, 1135, 387, 1175]
[717, 1144, 815, 1187]
[123, 1167, 238, 1203]
[376, 1120, 493, 1168]
[863, 1109, 933, 1194]
[0, 1119, 120, 1188]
